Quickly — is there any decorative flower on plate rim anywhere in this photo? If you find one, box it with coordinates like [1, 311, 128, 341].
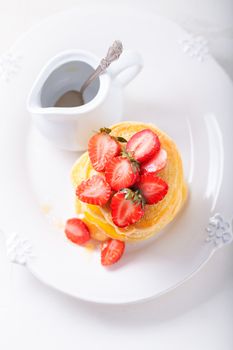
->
[6, 232, 34, 265]
[0, 50, 22, 82]
[206, 213, 233, 248]
[179, 34, 209, 62]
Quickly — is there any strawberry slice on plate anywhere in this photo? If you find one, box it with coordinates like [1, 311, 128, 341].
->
[88, 130, 121, 172]
[76, 175, 111, 206]
[101, 239, 125, 266]
[126, 129, 160, 163]
[65, 218, 90, 245]
[110, 189, 145, 227]
[141, 148, 167, 174]
[105, 156, 139, 191]
[137, 173, 168, 205]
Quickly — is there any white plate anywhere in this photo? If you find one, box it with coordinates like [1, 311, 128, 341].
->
[0, 7, 233, 304]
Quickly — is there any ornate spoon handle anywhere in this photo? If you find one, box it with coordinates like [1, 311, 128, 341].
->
[80, 40, 123, 95]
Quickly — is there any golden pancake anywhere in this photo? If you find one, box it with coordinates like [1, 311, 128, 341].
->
[71, 121, 187, 242]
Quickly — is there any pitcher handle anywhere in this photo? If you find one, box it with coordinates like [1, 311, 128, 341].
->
[109, 50, 143, 87]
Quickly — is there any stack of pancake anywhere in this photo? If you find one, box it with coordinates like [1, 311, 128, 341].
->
[71, 122, 187, 242]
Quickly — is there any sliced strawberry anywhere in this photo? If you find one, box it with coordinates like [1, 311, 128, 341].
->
[88, 132, 121, 172]
[137, 173, 168, 205]
[76, 175, 111, 206]
[110, 190, 145, 228]
[101, 239, 125, 266]
[126, 129, 160, 163]
[65, 218, 90, 245]
[141, 148, 167, 174]
[105, 156, 139, 191]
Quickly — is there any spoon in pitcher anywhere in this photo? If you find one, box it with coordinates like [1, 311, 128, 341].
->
[54, 40, 123, 108]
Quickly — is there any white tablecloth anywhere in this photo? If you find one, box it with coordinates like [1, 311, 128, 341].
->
[0, 1, 233, 349]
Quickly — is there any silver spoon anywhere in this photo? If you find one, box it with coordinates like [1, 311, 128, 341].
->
[55, 40, 123, 108]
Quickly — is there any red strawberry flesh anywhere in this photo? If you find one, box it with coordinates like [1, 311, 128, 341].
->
[65, 218, 90, 245]
[110, 191, 144, 227]
[76, 175, 111, 206]
[105, 156, 139, 191]
[88, 132, 120, 172]
[137, 173, 168, 205]
[101, 239, 125, 266]
[141, 148, 167, 174]
[126, 129, 160, 163]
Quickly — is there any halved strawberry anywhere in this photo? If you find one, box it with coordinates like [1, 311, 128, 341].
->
[88, 131, 121, 172]
[101, 239, 125, 266]
[105, 156, 139, 191]
[110, 190, 145, 227]
[76, 175, 111, 206]
[141, 148, 167, 174]
[126, 129, 160, 163]
[65, 218, 90, 245]
[137, 173, 168, 205]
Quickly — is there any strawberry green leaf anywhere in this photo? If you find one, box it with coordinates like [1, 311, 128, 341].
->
[116, 136, 127, 143]
[100, 127, 112, 134]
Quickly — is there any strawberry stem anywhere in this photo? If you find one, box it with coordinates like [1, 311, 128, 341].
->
[121, 147, 140, 173]
[99, 127, 127, 143]
[100, 127, 112, 134]
[120, 188, 146, 207]
[116, 136, 127, 143]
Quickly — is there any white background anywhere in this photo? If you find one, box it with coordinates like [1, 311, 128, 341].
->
[0, 1, 233, 349]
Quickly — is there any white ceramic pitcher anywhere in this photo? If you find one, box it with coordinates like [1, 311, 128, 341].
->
[27, 49, 143, 151]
